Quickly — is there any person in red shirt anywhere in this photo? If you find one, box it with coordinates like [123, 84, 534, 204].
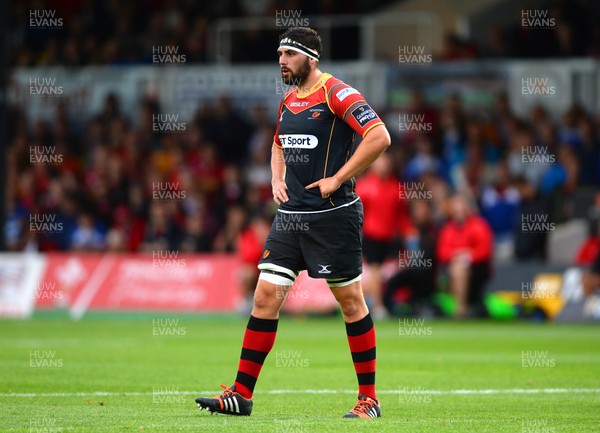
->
[356, 153, 410, 318]
[237, 214, 271, 314]
[437, 193, 494, 318]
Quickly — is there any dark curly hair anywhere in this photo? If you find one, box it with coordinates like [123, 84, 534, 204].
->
[279, 27, 322, 59]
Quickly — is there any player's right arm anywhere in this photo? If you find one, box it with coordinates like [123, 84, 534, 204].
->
[271, 93, 291, 205]
[271, 143, 288, 205]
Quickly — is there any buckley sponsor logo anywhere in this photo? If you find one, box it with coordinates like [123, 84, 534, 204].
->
[289, 101, 310, 108]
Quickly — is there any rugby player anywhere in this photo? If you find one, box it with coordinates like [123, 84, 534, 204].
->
[196, 27, 391, 419]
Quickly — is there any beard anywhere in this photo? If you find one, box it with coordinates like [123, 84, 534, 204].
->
[281, 57, 311, 86]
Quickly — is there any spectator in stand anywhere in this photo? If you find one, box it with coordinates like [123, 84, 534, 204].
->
[576, 116, 600, 185]
[202, 96, 253, 165]
[213, 205, 248, 253]
[420, 171, 452, 225]
[439, 106, 465, 178]
[449, 121, 499, 195]
[575, 193, 600, 262]
[179, 211, 212, 253]
[400, 90, 439, 145]
[214, 164, 247, 224]
[513, 176, 550, 261]
[140, 201, 182, 252]
[582, 252, 600, 297]
[70, 213, 105, 251]
[480, 160, 520, 260]
[404, 134, 443, 182]
[439, 32, 478, 60]
[355, 152, 409, 318]
[383, 200, 439, 317]
[236, 213, 271, 314]
[437, 193, 494, 318]
[507, 124, 549, 187]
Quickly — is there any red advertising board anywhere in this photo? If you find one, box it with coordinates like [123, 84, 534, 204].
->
[32, 253, 339, 316]
[36, 254, 242, 314]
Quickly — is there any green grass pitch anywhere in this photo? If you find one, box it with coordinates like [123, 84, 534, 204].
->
[1, 314, 599, 432]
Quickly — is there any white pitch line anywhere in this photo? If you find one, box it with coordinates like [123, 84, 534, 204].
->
[1, 388, 599, 398]
[69, 255, 116, 320]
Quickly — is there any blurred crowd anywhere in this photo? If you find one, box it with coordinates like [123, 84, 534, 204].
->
[6, 88, 600, 254]
[442, 0, 600, 60]
[6, 83, 600, 316]
[10, 0, 393, 66]
[10, 0, 600, 66]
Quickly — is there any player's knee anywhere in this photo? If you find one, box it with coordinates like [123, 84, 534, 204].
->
[338, 296, 363, 317]
[253, 269, 296, 312]
[253, 287, 275, 311]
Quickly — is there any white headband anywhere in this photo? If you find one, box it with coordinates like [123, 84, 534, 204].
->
[279, 37, 320, 61]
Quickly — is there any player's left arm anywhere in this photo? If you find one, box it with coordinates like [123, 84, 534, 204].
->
[306, 82, 391, 198]
[306, 125, 390, 198]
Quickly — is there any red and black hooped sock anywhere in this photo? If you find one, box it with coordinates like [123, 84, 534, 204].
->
[345, 313, 377, 401]
[233, 315, 278, 399]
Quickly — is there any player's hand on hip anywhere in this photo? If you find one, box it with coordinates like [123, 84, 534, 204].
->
[305, 177, 342, 199]
[272, 179, 289, 205]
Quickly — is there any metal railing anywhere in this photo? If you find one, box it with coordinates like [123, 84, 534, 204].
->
[209, 12, 443, 63]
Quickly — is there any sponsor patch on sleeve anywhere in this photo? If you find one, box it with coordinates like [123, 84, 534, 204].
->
[335, 87, 360, 101]
[351, 105, 378, 128]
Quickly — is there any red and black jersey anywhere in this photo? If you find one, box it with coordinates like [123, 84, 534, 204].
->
[273, 73, 384, 212]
